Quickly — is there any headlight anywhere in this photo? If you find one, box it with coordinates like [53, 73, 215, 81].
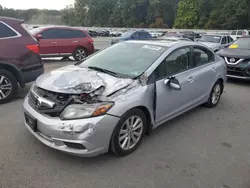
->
[60, 102, 114, 120]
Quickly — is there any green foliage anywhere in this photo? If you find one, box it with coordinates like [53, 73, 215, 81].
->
[1, 0, 250, 29]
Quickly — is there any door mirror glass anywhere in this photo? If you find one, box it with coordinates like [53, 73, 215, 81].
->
[36, 34, 43, 40]
[165, 77, 181, 90]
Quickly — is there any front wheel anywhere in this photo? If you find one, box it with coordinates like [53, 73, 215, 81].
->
[73, 47, 87, 61]
[110, 109, 147, 156]
[0, 69, 18, 104]
[205, 81, 223, 108]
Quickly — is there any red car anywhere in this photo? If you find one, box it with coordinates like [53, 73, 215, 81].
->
[30, 26, 95, 61]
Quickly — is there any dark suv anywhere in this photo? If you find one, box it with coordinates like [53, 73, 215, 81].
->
[0, 17, 44, 104]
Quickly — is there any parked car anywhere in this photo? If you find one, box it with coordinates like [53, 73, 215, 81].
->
[180, 31, 201, 41]
[159, 36, 192, 41]
[111, 30, 152, 45]
[198, 34, 234, 52]
[149, 31, 164, 38]
[0, 17, 44, 104]
[230, 30, 249, 40]
[29, 26, 94, 61]
[87, 30, 98, 37]
[218, 36, 250, 80]
[23, 40, 226, 157]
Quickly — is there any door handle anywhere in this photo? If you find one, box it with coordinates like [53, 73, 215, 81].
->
[52, 41, 57, 44]
[188, 76, 195, 83]
[73, 41, 78, 43]
[212, 67, 217, 72]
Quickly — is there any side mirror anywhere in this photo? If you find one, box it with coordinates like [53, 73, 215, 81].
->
[164, 77, 181, 90]
[36, 34, 43, 40]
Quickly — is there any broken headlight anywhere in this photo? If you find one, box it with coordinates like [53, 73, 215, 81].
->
[60, 102, 114, 120]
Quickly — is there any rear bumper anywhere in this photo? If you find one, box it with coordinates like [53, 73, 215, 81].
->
[22, 66, 44, 83]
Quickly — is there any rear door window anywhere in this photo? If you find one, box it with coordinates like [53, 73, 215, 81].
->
[0, 22, 18, 39]
[41, 29, 61, 39]
[237, 30, 243, 35]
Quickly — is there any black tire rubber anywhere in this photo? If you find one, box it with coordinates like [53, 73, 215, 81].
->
[0, 69, 18, 104]
[110, 108, 147, 157]
[73, 47, 87, 61]
[205, 80, 223, 108]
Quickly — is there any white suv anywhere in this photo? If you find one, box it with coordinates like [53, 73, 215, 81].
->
[230, 30, 249, 40]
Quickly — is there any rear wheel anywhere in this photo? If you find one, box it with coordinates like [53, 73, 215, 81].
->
[0, 69, 18, 104]
[110, 109, 147, 157]
[73, 47, 87, 61]
[205, 80, 223, 108]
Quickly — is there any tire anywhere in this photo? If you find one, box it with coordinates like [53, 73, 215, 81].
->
[205, 80, 223, 108]
[0, 69, 18, 104]
[110, 109, 147, 157]
[73, 47, 87, 61]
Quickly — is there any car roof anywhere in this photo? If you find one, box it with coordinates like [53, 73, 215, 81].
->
[125, 40, 197, 48]
[0, 16, 24, 24]
[240, 35, 250, 38]
[203, 34, 229, 37]
[32, 26, 82, 30]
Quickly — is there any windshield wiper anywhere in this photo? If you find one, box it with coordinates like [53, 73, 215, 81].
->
[88, 66, 122, 77]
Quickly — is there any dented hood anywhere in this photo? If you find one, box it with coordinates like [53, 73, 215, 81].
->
[36, 65, 135, 96]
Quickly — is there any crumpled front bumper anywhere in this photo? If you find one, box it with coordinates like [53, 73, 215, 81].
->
[23, 96, 120, 157]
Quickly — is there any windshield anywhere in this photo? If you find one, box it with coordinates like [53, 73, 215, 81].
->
[230, 38, 250, 49]
[79, 42, 167, 78]
[199, 35, 221, 43]
[121, 31, 133, 38]
[231, 30, 237, 35]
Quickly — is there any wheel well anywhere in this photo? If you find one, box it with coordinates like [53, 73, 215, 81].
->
[0, 64, 23, 87]
[135, 106, 153, 134]
[217, 78, 224, 93]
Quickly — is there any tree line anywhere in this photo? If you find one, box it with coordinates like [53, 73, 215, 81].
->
[1, 0, 250, 29]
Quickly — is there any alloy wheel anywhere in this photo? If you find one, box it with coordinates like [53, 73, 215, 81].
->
[0, 75, 12, 100]
[75, 49, 86, 61]
[211, 84, 221, 104]
[119, 116, 143, 150]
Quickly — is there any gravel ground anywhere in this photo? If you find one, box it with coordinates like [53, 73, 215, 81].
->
[1, 40, 250, 188]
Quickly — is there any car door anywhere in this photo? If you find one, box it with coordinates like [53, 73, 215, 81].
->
[220, 36, 227, 49]
[38, 28, 61, 55]
[52, 29, 77, 54]
[155, 47, 199, 125]
[189, 46, 217, 102]
[132, 32, 140, 40]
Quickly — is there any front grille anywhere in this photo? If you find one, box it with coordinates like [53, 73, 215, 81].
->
[28, 86, 72, 117]
[225, 57, 241, 63]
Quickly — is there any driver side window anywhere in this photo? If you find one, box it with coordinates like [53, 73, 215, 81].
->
[155, 47, 190, 80]
[221, 37, 227, 44]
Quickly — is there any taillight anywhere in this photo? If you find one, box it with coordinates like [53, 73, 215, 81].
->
[26, 44, 39, 54]
[88, 38, 94, 43]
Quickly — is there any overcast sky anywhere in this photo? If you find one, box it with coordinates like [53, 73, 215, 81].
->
[0, 0, 75, 10]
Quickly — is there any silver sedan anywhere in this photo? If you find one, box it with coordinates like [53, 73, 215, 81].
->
[23, 40, 227, 157]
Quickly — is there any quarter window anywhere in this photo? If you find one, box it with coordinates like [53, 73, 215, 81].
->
[192, 47, 214, 67]
[0, 22, 18, 38]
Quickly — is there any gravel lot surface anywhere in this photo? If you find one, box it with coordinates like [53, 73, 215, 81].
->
[1, 39, 250, 188]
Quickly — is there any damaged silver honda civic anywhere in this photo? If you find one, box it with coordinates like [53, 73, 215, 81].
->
[23, 40, 227, 157]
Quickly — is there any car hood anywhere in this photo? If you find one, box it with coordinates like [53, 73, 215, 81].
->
[199, 42, 219, 49]
[217, 48, 250, 59]
[36, 65, 135, 96]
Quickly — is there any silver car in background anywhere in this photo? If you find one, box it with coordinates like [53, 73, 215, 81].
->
[198, 34, 234, 52]
[23, 40, 227, 157]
